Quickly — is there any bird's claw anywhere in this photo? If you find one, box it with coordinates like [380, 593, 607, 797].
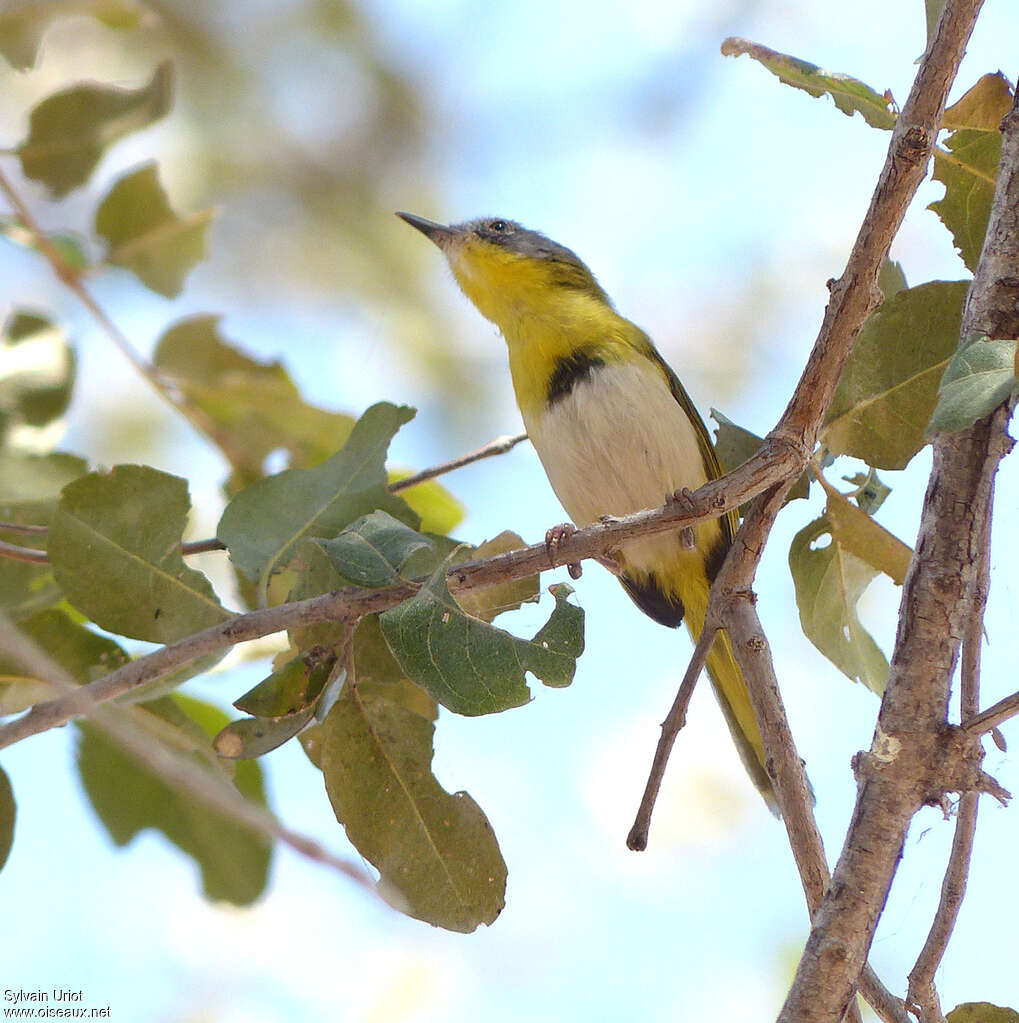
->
[667, 486, 700, 514]
[545, 522, 582, 579]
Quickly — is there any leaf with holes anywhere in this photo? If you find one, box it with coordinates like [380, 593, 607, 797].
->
[789, 516, 888, 693]
[380, 563, 583, 716]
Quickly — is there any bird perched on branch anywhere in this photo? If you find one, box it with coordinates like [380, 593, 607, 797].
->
[398, 211, 776, 812]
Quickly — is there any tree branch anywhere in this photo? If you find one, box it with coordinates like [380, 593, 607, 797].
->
[0, 614, 375, 892]
[906, 499, 991, 1023]
[780, 10, 1017, 1017]
[626, 618, 719, 850]
[0, 461, 797, 752]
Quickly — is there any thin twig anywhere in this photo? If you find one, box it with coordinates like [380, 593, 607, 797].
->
[0, 165, 248, 464]
[0, 434, 533, 566]
[0, 522, 47, 534]
[964, 690, 1019, 736]
[0, 613, 375, 891]
[626, 620, 720, 850]
[389, 432, 528, 492]
[0, 476, 770, 751]
[0, 539, 48, 564]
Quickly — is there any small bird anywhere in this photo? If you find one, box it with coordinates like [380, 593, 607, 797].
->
[398, 212, 776, 811]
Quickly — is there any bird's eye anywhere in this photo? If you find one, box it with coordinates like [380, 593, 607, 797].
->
[488, 219, 508, 232]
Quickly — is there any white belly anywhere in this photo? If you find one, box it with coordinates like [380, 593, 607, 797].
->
[523, 359, 712, 577]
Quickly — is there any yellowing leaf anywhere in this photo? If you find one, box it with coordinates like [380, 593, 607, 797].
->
[946, 1003, 1019, 1023]
[154, 316, 355, 489]
[453, 531, 539, 622]
[96, 163, 214, 298]
[825, 491, 912, 586]
[18, 62, 172, 197]
[930, 74, 1014, 271]
[789, 516, 888, 693]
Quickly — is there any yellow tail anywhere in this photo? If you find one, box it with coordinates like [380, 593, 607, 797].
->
[620, 522, 779, 814]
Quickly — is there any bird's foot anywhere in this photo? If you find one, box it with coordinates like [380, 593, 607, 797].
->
[667, 486, 700, 514]
[545, 522, 582, 579]
[667, 489, 699, 549]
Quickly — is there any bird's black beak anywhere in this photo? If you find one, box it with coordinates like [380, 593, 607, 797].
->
[396, 211, 457, 248]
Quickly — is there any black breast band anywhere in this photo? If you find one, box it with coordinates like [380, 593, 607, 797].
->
[546, 350, 606, 406]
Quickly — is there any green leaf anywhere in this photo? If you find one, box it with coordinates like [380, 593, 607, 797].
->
[0, 0, 152, 71]
[154, 316, 356, 489]
[95, 163, 214, 298]
[924, 0, 947, 53]
[233, 649, 336, 718]
[927, 338, 1018, 435]
[789, 516, 888, 693]
[878, 259, 907, 300]
[711, 410, 810, 503]
[390, 473, 465, 535]
[49, 464, 231, 642]
[379, 561, 583, 716]
[322, 682, 506, 931]
[930, 74, 1014, 272]
[18, 61, 173, 197]
[0, 450, 87, 621]
[0, 764, 13, 872]
[0, 311, 75, 444]
[825, 491, 912, 586]
[0, 608, 128, 714]
[77, 694, 271, 906]
[213, 709, 316, 760]
[822, 281, 968, 469]
[947, 1004, 1019, 1023]
[314, 510, 435, 588]
[452, 532, 539, 623]
[218, 402, 418, 596]
[720, 37, 895, 129]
